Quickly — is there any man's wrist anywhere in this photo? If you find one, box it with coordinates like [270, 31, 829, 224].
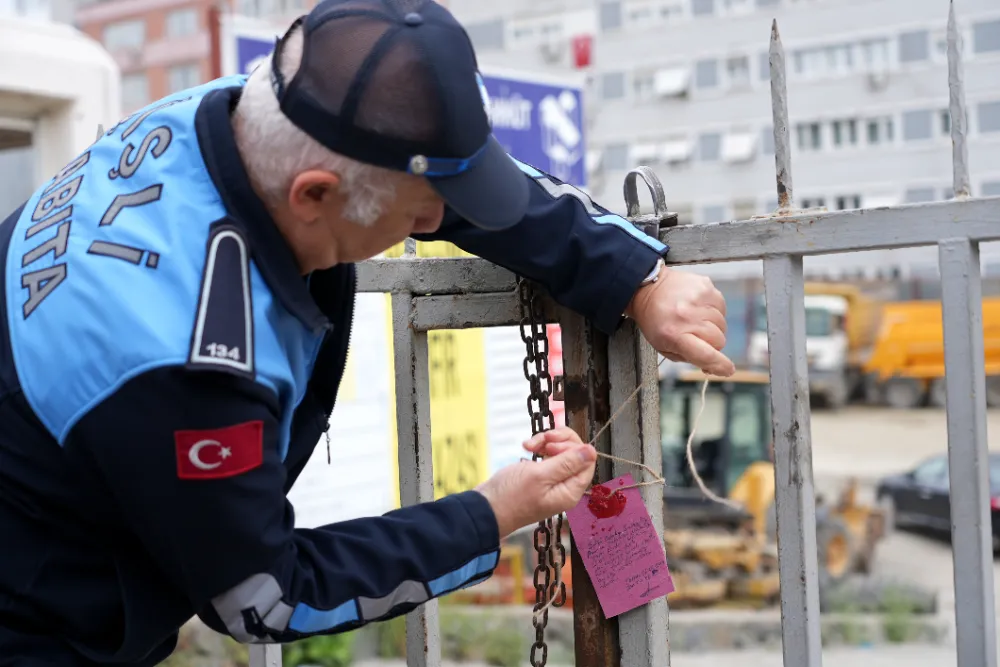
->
[473, 487, 517, 539]
[624, 259, 666, 320]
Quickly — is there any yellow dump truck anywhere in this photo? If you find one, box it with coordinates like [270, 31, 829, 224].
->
[747, 282, 884, 408]
[749, 281, 1000, 409]
[862, 297, 1000, 408]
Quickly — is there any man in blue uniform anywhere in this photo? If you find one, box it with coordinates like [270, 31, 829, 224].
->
[0, 0, 733, 664]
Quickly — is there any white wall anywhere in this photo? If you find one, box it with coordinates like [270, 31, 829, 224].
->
[0, 14, 120, 199]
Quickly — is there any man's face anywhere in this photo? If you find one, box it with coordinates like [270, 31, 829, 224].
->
[285, 170, 446, 270]
[333, 174, 446, 264]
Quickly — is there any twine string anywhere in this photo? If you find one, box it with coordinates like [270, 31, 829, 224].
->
[532, 361, 743, 620]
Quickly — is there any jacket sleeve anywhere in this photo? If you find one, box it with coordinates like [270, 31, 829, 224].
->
[64, 366, 500, 643]
[413, 158, 669, 335]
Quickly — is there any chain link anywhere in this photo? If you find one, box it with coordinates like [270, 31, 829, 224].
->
[517, 277, 566, 667]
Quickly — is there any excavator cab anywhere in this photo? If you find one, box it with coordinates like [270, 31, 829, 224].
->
[658, 365, 885, 605]
[659, 367, 773, 526]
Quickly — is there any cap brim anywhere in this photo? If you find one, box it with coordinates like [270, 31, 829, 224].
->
[429, 136, 530, 231]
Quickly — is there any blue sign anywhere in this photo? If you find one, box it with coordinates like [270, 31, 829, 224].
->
[480, 73, 586, 188]
[236, 35, 276, 76]
[227, 34, 586, 188]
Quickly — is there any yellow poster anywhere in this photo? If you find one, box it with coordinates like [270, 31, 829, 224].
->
[385, 240, 489, 506]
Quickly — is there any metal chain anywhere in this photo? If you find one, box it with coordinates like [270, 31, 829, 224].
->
[517, 277, 566, 667]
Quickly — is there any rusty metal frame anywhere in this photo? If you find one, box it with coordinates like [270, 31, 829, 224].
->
[251, 4, 998, 667]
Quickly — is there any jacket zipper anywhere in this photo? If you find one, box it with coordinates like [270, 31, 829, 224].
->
[322, 264, 358, 463]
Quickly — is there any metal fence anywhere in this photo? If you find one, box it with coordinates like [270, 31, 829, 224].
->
[251, 4, 1000, 667]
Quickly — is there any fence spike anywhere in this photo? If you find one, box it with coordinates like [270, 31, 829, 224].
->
[768, 20, 794, 212]
[95, 124, 105, 141]
[948, 0, 971, 198]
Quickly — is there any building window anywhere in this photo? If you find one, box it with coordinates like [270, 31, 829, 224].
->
[793, 48, 823, 77]
[599, 1, 623, 31]
[831, 119, 858, 148]
[632, 71, 654, 100]
[602, 71, 626, 100]
[166, 8, 199, 38]
[659, 2, 685, 22]
[121, 73, 149, 111]
[898, 29, 930, 63]
[691, 0, 714, 16]
[972, 19, 1000, 54]
[866, 116, 895, 144]
[721, 0, 751, 13]
[756, 0, 780, 5]
[825, 44, 854, 74]
[902, 109, 933, 141]
[979, 101, 1000, 134]
[673, 203, 694, 225]
[758, 51, 770, 81]
[626, 2, 653, 24]
[860, 38, 891, 70]
[465, 18, 506, 50]
[701, 204, 727, 224]
[694, 59, 718, 89]
[982, 181, 1000, 197]
[103, 18, 145, 50]
[168, 63, 201, 93]
[800, 197, 826, 209]
[761, 125, 774, 154]
[796, 122, 822, 150]
[726, 55, 750, 88]
[698, 132, 721, 161]
[604, 143, 630, 171]
[733, 198, 757, 220]
[905, 187, 936, 203]
[835, 195, 862, 210]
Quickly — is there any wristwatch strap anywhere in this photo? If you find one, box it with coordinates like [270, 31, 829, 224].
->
[639, 258, 665, 286]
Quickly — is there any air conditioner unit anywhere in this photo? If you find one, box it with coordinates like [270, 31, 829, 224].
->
[539, 39, 566, 65]
[866, 70, 889, 91]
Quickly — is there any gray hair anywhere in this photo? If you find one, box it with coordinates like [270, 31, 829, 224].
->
[232, 25, 400, 227]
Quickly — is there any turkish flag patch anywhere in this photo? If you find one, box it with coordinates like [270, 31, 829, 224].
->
[174, 420, 264, 480]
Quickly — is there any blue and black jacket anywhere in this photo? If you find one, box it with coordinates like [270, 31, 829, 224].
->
[0, 75, 668, 666]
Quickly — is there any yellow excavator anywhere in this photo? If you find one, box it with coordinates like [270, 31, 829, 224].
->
[659, 367, 885, 608]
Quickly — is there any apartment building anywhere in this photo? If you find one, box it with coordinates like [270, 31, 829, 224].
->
[451, 0, 1000, 276]
[73, 0, 316, 116]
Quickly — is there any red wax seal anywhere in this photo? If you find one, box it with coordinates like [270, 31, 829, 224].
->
[587, 484, 627, 519]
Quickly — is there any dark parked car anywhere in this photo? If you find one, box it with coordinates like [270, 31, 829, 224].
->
[875, 452, 1000, 550]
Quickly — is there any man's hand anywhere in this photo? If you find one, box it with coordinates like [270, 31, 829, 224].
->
[625, 263, 736, 377]
[475, 427, 597, 539]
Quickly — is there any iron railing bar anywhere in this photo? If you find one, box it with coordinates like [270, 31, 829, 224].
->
[358, 198, 1000, 295]
[357, 257, 516, 295]
[248, 644, 281, 666]
[938, 238, 997, 667]
[769, 19, 794, 212]
[659, 197, 1000, 265]
[947, 0, 971, 199]
[391, 291, 442, 667]
[607, 320, 670, 666]
[410, 292, 559, 331]
[762, 254, 823, 667]
[610, 193, 671, 666]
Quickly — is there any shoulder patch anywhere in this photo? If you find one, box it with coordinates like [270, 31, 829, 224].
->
[187, 222, 255, 378]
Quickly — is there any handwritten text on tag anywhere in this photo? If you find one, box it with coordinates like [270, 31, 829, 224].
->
[565, 473, 674, 618]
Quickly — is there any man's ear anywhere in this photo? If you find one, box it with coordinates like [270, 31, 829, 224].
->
[287, 170, 343, 224]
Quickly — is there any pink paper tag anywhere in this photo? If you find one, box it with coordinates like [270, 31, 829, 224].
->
[565, 473, 674, 618]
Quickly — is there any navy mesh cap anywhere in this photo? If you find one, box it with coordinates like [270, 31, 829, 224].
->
[269, 0, 529, 231]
